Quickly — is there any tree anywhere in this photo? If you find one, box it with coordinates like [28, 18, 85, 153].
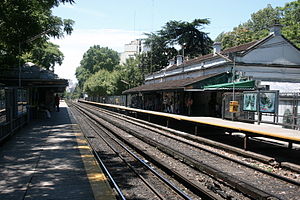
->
[75, 45, 120, 93]
[215, 2, 300, 49]
[22, 42, 64, 71]
[114, 58, 144, 94]
[159, 19, 213, 57]
[83, 69, 117, 96]
[280, 0, 300, 48]
[141, 33, 178, 73]
[245, 4, 280, 32]
[0, 0, 75, 69]
[215, 25, 263, 49]
[79, 45, 120, 73]
[142, 19, 212, 73]
[75, 66, 92, 90]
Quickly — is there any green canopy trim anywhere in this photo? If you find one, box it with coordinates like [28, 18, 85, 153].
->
[203, 80, 255, 89]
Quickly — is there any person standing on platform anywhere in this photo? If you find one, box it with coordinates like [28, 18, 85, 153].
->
[55, 94, 60, 112]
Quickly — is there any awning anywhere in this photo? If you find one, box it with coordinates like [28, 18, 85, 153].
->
[203, 80, 255, 89]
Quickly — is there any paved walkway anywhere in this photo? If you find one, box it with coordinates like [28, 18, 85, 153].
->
[0, 101, 116, 200]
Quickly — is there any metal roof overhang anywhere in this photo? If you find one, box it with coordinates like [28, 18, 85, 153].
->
[203, 80, 255, 89]
[184, 80, 255, 92]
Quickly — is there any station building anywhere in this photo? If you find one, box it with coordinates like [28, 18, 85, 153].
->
[0, 62, 68, 141]
[123, 25, 300, 125]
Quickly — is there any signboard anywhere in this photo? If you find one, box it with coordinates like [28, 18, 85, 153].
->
[243, 91, 278, 113]
[243, 93, 257, 111]
[259, 91, 278, 113]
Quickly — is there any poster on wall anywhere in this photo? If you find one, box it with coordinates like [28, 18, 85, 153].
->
[243, 93, 257, 111]
[259, 91, 278, 113]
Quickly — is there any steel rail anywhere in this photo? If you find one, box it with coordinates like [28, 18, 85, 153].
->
[85, 102, 300, 187]
[69, 104, 126, 200]
[77, 102, 289, 200]
[73, 102, 193, 200]
[74, 101, 224, 200]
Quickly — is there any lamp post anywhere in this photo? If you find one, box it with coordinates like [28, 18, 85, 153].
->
[232, 56, 236, 101]
[182, 43, 186, 61]
[215, 52, 237, 119]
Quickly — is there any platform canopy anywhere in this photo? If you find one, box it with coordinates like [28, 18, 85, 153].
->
[0, 63, 68, 92]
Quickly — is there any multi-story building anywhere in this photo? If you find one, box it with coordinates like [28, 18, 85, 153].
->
[120, 39, 150, 64]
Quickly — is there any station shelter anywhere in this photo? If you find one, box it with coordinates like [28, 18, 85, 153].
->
[0, 63, 68, 142]
[123, 25, 300, 121]
[123, 72, 256, 117]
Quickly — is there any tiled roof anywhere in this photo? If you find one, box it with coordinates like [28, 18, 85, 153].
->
[123, 73, 220, 94]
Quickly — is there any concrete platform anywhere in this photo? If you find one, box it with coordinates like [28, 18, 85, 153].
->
[80, 100, 300, 150]
[0, 101, 116, 200]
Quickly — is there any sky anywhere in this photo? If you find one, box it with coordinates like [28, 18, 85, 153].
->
[50, 0, 292, 83]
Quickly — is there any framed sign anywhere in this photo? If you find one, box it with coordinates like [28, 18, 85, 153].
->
[259, 91, 278, 113]
[243, 92, 257, 111]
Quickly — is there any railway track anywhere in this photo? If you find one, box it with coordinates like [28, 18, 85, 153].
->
[70, 101, 218, 199]
[69, 101, 300, 200]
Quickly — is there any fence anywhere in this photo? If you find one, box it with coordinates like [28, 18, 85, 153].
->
[86, 95, 127, 106]
[0, 88, 28, 142]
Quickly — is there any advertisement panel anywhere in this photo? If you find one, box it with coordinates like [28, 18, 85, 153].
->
[259, 91, 278, 113]
[243, 91, 278, 113]
[243, 92, 257, 111]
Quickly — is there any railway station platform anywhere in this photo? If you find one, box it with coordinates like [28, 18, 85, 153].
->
[0, 101, 116, 200]
[80, 100, 300, 150]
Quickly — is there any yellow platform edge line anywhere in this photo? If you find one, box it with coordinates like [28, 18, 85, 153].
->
[73, 127, 117, 200]
[186, 118, 300, 142]
[81, 99, 300, 142]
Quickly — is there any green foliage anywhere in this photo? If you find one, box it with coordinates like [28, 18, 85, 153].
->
[215, 26, 269, 49]
[75, 66, 92, 89]
[22, 42, 64, 71]
[75, 45, 120, 93]
[215, 1, 300, 49]
[0, 0, 74, 69]
[280, 0, 300, 47]
[159, 19, 213, 57]
[80, 56, 144, 97]
[79, 45, 120, 73]
[83, 69, 117, 96]
[245, 4, 280, 31]
[141, 33, 178, 73]
[114, 58, 144, 94]
[142, 18, 212, 73]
